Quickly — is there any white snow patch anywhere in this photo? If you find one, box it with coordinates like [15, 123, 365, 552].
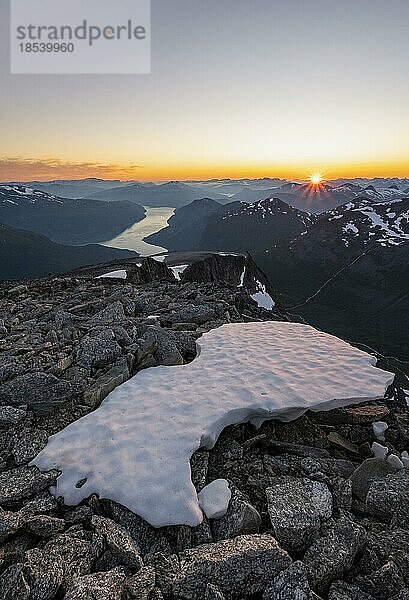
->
[170, 265, 189, 281]
[152, 255, 167, 263]
[238, 266, 246, 288]
[96, 270, 127, 280]
[198, 479, 231, 519]
[387, 454, 404, 470]
[371, 442, 388, 460]
[372, 421, 388, 442]
[32, 322, 393, 528]
[402, 451, 409, 467]
[251, 280, 275, 311]
[343, 223, 359, 235]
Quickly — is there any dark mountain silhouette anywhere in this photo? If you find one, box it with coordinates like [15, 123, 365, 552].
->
[84, 181, 226, 209]
[148, 197, 315, 252]
[0, 223, 137, 280]
[0, 185, 145, 245]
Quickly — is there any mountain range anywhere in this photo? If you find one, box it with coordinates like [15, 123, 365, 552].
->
[226, 181, 409, 213]
[7, 176, 409, 212]
[1, 178, 408, 358]
[82, 181, 228, 208]
[147, 197, 316, 252]
[149, 194, 409, 359]
[0, 185, 145, 245]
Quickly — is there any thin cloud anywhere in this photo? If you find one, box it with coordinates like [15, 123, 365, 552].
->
[0, 157, 143, 181]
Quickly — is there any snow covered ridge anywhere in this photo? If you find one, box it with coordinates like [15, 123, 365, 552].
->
[327, 198, 409, 247]
[0, 184, 61, 205]
[32, 322, 392, 528]
[222, 197, 316, 227]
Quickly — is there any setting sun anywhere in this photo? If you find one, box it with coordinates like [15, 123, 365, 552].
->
[310, 173, 323, 185]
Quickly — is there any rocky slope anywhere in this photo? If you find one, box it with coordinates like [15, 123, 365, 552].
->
[0, 185, 146, 245]
[0, 255, 408, 599]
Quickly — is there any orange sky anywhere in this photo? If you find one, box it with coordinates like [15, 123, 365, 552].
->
[1, 157, 409, 182]
[2, 2, 409, 183]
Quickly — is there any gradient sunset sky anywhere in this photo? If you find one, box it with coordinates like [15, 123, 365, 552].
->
[1, 0, 408, 181]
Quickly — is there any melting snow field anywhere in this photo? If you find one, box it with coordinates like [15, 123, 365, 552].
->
[32, 322, 393, 527]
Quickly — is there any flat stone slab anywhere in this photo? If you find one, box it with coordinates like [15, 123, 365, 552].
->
[32, 322, 392, 527]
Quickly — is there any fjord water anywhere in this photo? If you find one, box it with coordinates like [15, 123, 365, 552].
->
[102, 206, 174, 255]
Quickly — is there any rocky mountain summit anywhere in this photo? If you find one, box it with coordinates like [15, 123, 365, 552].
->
[0, 254, 408, 599]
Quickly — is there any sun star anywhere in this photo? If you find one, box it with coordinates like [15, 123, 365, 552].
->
[310, 172, 322, 185]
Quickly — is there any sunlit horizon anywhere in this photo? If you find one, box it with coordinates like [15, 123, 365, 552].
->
[1, 157, 409, 183]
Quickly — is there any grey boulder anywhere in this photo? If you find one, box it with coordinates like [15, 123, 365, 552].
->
[350, 458, 397, 503]
[75, 329, 122, 372]
[0, 466, 58, 505]
[366, 470, 409, 522]
[266, 476, 333, 551]
[170, 533, 292, 599]
[123, 565, 156, 600]
[91, 515, 143, 571]
[0, 563, 30, 600]
[0, 372, 75, 415]
[303, 513, 366, 594]
[329, 580, 376, 599]
[213, 487, 261, 541]
[263, 561, 316, 599]
[64, 567, 126, 600]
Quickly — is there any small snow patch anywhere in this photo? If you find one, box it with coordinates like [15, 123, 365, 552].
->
[238, 266, 246, 288]
[96, 270, 127, 280]
[251, 280, 275, 311]
[372, 421, 388, 442]
[371, 442, 388, 460]
[170, 265, 189, 280]
[387, 454, 404, 470]
[198, 479, 231, 519]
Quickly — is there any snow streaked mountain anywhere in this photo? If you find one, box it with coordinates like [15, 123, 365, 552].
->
[221, 197, 315, 229]
[0, 184, 62, 205]
[324, 197, 409, 247]
[9, 178, 128, 199]
[357, 185, 403, 201]
[332, 177, 409, 191]
[148, 197, 316, 253]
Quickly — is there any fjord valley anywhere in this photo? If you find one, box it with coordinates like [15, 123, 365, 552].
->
[1, 176, 408, 363]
